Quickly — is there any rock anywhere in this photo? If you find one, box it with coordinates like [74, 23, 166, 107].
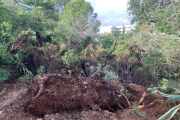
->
[128, 83, 145, 92]
[43, 114, 65, 120]
[36, 118, 43, 120]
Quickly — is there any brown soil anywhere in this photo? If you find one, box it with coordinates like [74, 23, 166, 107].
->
[0, 73, 179, 120]
[25, 74, 131, 116]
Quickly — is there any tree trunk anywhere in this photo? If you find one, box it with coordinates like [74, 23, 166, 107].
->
[36, 32, 42, 47]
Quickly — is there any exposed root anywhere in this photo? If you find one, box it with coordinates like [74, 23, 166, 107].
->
[21, 74, 63, 106]
[23, 73, 131, 116]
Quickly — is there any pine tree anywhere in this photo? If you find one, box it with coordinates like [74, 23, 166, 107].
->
[20, 0, 57, 47]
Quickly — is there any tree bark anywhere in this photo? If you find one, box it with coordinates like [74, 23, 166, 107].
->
[36, 32, 42, 47]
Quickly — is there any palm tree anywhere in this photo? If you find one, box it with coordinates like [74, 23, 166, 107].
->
[20, 0, 56, 47]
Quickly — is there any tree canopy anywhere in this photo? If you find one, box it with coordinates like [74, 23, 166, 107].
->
[19, 0, 58, 47]
[60, 0, 100, 45]
[127, 0, 172, 24]
[127, 0, 180, 36]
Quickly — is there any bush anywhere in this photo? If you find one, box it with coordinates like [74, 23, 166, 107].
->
[37, 66, 45, 76]
[62, 49, 79, 65]
[133, 24, 180, 82]
[98, 33, 114, 50]
[0, 68, 10, 82]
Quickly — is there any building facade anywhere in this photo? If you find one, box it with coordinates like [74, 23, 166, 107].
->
[100, 25, 136, 35]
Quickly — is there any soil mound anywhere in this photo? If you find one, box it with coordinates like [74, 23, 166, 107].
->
[1, 73, 177, 119]
[25, 73, 131, 117]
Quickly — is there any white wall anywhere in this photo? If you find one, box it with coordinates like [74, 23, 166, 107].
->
[100, 26, 116, 34]
[100, 25, 136, 34]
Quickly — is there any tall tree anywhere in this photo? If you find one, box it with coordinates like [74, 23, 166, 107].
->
[127, 0, 172, 24]
[56, 0, 72, 11]
[60, 0, 100, 46]
[149, 2, 180, 35]
[20, 0, 57, 47]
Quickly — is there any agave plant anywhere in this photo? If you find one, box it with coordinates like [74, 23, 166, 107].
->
[147, 87, 180, 120]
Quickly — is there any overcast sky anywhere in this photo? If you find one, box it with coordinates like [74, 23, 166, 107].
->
[85, 0, 131, 27]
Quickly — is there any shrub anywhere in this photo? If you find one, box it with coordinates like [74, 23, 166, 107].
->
[90, 63, 118, 82]
[37, 66, 45, 76]
[98, 33, 114, 50]
[0, 68, 10, 82]
[62, 49, 79, 65]
[133, 24, 180, 82]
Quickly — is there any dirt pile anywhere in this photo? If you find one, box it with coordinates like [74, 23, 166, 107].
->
[1, 73, 177, 120]
[25, 73, 132, 117]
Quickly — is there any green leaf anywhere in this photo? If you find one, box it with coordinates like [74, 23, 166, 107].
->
[147, 87, 179, 98]
[173, 88, 180, 93]
[158, 104, 180, 120]
[147, 87, 158, 93]
[164, 95, 180, 104]
[158, 91, 179, 98]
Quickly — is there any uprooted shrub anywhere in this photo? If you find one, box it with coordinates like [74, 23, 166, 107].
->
[109, 39, 150, 86]
[25, 43, 62, 73]
[23, 73, 132, 117]
[90, 63, 118, 81]
[70, 37, 150, 86]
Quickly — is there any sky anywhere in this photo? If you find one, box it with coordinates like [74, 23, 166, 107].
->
[85, 0, 131, 27]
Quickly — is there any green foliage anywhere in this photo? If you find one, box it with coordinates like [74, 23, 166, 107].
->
[52, 22, 70, 46]
[20, 0, 57, 19]
[161, 78, 169, 89]
[98, 33, 114, 50]
[60, 0, 100, 45]
[122, 25, 125, 35]
[0, 45, 12, 65]
[148, 2, 180, 35]
[91, 63, 118, 82]
[68, 70, 72, 76]
[112, 39, 132, 58]
[0, 21, 15, 65]
[128, 0, 180, 36]
[0, 68, 10, 82]
[98, 33, 133, 54]
[127, 0, 171, 24]
[37, 66, 45, 76]
[133, 24, 180, 81]
[77, 36, 92, 53]
[148, 87, 180, 120]
[56, 0, 72, 10]
[18, 74, 31, 83]
[15, 54, 33, 83]
[61, 0, 100, 32]
[20, 0, 57, 46]
[0, 21, 12, 40]
[61, 49, 79, 65]
[103, 65, 118, 82]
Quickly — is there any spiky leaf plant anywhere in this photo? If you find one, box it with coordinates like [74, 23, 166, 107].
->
[148, 87, 180, 120]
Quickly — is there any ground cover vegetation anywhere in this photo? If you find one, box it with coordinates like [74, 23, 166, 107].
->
[0, 0, 180, 119]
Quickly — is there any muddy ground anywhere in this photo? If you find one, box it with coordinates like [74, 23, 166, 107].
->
[0, 73, 179, 120]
